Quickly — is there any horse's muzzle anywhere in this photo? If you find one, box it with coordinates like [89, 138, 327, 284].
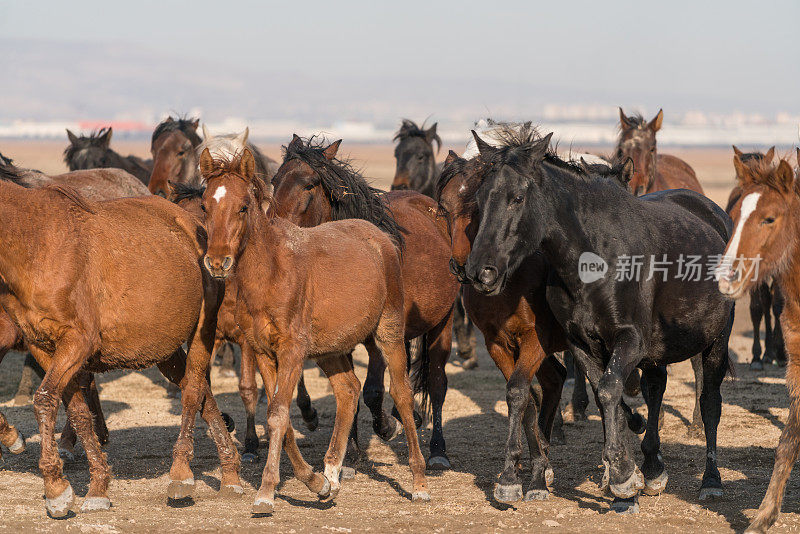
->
[449, 258, 468, 284]
[204, 254, 234, 279]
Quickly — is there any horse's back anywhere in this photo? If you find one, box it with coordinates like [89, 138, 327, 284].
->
[51, 168, 151, 200]
[641, 188, 732, 243]
[654, 154, 703, 194]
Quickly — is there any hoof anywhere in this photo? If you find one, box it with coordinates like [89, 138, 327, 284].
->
[610, 496, 639, 514]
[252, 497, 274, 515]
[610, 468, 644, 499]
[427, 456, 451, 471]
[698, 486, 724, 501]
[524, 488, 550, 501]
[412, 490, 431, 502]
[744, 524, 768, 534]
[494, 483, 523, 503]
[304, 411, 319, 432]
[221, 413, 235, 433]
[750, 360, 764, 371]
[642, 471, 668, 496]
[461, 357, 478, 370]
[545, 467, 554, 487]
[58, 448, 75, 464]
[167, 478, 195, 500]
[317, 477, 331, 499]
[219, 484, 244, 498]
[45, 485, 75, 519]
[80, 496, 111, 513]
[8, 432, 25, 454]
[340, 466, 356, 480]
[377, 418, 403, 442]
[241, 452, 259, 463]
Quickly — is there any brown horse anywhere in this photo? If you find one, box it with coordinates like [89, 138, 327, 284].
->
[200, 148, 429, 513]
[0, 170, 240, 518]
[271, 135, 458, 469]
[725, 146, 785, 370]
[148, 116, 204, 198]
[616, 108, 704, 196]
[171, 182, 319, 462]
[718, 155, 800, 534]
[65, 127, 153, 185]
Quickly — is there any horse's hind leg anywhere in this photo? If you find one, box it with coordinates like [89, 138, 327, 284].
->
[536, 355, 566, 446]
[639, 366, 668, 495]
[424, 310, 454, 470]
[453, 288, 478, 369]
[687, 355, 704, 438]
[770, 284, 787, 366]
[238, 341, 260, 462]
[296, 373, 319, 431]
[750, 285, 765, 370]
[362, 338, 400, 441]
[316, 355, 361, 499]
[568, 353, 589, 421]
[698, 312, 734, 502]
[13, 353, 41, 406]
[58, 372, 108, 462]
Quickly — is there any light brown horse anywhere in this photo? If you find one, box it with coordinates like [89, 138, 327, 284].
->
[200, 148, 429, 513]
[718, 155, 800, 534]
[616, 108, 704, 196]
[0, 170, 240, 518]
[271, 135, 459, 469]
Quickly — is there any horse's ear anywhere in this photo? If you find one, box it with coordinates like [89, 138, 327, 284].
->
[426, 123, 441, 153]
[620, 157, 635, 185]
[235, 127, 249, 147]
[201, 124, 212, 141]
[189, 118, 200, 130]
[528, 132, 553, 161]
[445, 150, 460, 166]
[199, 148, 215, 178]
[323, 139, 342, 161]
[648, 109, 664, 132]
[733, 154, 751, 184]
[732, 145, 744, 158]
[99, 127, 113, 148]
[619, 107, 633, 129]
[777, 159, 795, 191]
[471, 130, 496, 157]
[66, 129, 78, 145]
[765, 146, 776, 163]
[288, 134, 304, 152]
[240, 149, 256, 181]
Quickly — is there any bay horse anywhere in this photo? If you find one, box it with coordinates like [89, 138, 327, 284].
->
[147, 116, 204, 198]
[392, 119, 479, 370]
[171, 182, 319, 462]
[0, 169, 241, 517]
[271, 134, 459, 469]
[717, 155, 800, 534]
[725, 146, 785, 370]
[465, 129, 733, 513]
[65, 127, 153, 186]
[200, 148, 429, 512]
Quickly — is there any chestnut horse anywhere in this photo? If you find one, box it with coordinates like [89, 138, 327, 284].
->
[725, 146, 785, 370]
[65, 127, 153, 185]
[0, 170, 240, 517]
[718, 156, 800, 534]
[171, 182, 319, 462]
[391, 119, 479, 370]
[271, 135, 458, 469]
[200, 148, 429, 513]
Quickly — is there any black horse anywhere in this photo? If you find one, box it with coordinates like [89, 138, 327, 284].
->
[64, 127, 153, 185]
[464, 131, 734, 514]
[392, 119, 478, 369]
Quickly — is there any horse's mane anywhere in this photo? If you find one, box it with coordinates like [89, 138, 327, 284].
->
[152, 116, 202, 148]
[0, 151, 14, 167]
[63, 127, 113, 166]
[742, 159, 788, 194]
[283, 136, 405, 249]
[393, 119, 441, 152]
[618, 112, 647, 130]
[170, 181, 206, 203]
[0, 158, 27, 185]
[203, 153, 274, 216]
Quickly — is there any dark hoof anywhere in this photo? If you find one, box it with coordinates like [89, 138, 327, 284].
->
[45, 485, 75, 519]
[219, 484, 244, 499]
[304, 410, 319, 432]
[167, 478, 195, 500]
[749, 360, 764, 371]
[221, 413, 235, 433]
[610, 468, 644, 499]
[494, 483, 523, 503]
[376, 418, 403, 442]
[81, 496, 112, 512]
[698, 486, 723, 501]
[340, 466, 356, 480]
[427, 455, 451, 470]
[610, 496, 639, 514]
[524, 488, 550, 501]
[252, 497, 273, 515]
[642, 471, 668, 496]
[58, 448, 76, 464]
[242, 452, 259, 463]
[628, 413, 647, 435]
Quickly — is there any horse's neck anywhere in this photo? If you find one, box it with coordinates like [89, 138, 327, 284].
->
[0, 182, 46, 290]
[237, 213, 286, 306]
[777, 210, 800, 308]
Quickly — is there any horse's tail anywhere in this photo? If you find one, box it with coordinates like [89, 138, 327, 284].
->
[410, 334, 431, 421]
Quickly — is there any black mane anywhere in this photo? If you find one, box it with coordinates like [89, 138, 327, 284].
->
[393, 119, 441, 152]
[0, 158, 26, 185]
[171, 181, 206, 203]
[152, 116, 202, 148]
[283, 136, 405, 249]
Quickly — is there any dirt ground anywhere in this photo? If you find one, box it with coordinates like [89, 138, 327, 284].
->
[0, 141, 798, 533]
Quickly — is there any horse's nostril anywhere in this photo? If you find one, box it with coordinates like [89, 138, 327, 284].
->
[222, 256, 234, 270]
[478, 266, 498, 286]
[203, 256, 213, 272]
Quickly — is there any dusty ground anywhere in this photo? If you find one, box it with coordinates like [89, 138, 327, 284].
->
[0, 141, 798, 532]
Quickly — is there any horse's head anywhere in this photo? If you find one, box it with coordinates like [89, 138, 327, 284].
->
[718, 157, 798, 299]
[464, 129, 553, 295]
[392, 120, 440, 192]
[436, 150, 482, 283]
[615, 108, 662, 196]
[64, 127, 113, 171]
[271, 134, 339, 226]
[148, 117, 202, 198]
[200, 147, 272, 280]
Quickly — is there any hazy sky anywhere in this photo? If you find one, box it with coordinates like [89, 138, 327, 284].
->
[1, 0, 798, 116]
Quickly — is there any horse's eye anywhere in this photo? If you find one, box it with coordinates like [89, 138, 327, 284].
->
[763, 216, 775, 225]
[177, 150, 185, 156]
[513, 194, 524, 204]
[305, 183, 315, 190]
[418, 154, 426, 160]
[200, 204, 206, 212]
[240, 205, 248, 213]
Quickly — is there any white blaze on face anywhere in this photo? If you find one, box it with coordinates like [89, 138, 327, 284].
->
[720, 192, 761, 274]
[212, 185, 227, 203]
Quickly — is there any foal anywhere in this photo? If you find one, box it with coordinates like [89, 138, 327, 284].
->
[0, 172, 240, 517]
[200, 148, 429, 513]
[718, 156, 800, 534]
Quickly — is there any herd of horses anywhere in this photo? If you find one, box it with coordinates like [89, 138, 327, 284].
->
[0, 109, 798, 533]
